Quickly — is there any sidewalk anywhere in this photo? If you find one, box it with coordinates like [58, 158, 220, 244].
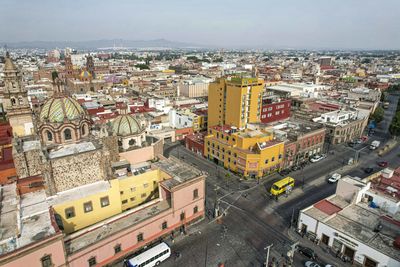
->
[287, 227, 352, 267]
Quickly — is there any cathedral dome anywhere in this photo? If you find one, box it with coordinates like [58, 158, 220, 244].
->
[112, 114, 143, 137]
[39, 96, 86, 123]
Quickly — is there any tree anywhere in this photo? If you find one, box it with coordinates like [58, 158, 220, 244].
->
[389, 111, 400, 136]
[370, 107, 385, 123]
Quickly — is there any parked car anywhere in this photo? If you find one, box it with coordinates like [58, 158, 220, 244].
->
[377, 161, 388, 167]
[364, 167, 374, 174]
[297, 246, 317, 260]
[310, 155, 324, 163]
[305, 261, 321, 267]
[348, 142, 355, 147]
[328, 173, 341, 183]
[354, 139, 362, 144]
[291, 165, 300, 171]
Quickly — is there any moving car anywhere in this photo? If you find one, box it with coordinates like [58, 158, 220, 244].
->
[297, 245, 317, 260]
[328, 173, 341, 183]
[305, 261, 321, 267]
[310, 155, 325, 163]
[377, 161, 388, 167]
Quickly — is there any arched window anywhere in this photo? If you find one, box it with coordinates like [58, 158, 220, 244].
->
[129, 139, 135, 146]
[11, 98, 16, 106]
[81, 124, 86, 136]
[64, 129, 72, 140]
[46, 130, 53, 141]
[118, 140, 122, 146]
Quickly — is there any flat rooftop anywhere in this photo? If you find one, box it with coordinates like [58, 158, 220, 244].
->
[64, 200, 170, 254]
[154, 157, 203, 190]
[48, 141, 97, 159]
[0, 185, 56, 255]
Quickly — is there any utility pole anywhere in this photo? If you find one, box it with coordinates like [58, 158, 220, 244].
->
[264, 244, 273, 267]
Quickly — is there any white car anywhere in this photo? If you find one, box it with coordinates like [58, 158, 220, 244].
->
[310, 155, 324, 163]
[305, 261, 321, 267]
[328, 173, 341, 183]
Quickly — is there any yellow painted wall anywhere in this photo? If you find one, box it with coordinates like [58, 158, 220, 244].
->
[52, 180, 121, 234]
[52, 170, 164, 234]
[207, 77, 264, 129]
[204, 128, 284, 178]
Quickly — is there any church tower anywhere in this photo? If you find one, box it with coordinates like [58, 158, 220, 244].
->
[86, 55, 95, 79]
[65, 55, 74, 78]
[1, 52, 33, 136]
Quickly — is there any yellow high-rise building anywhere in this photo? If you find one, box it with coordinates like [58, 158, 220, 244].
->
[208, 77, 264, 129]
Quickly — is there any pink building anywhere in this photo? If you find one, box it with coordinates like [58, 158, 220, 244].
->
[0, 158, 205, 267]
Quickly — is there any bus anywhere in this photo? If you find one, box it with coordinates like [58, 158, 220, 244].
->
[270, 176, 295, 196]
[125, 242, 171, 267]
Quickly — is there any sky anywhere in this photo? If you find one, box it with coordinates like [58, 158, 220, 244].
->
[1, 0, 400, 50]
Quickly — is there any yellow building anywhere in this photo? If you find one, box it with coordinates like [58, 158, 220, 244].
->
[50, 169, 163, 234]
[208, 77, 264, 129]
[204, 125, 284, 178]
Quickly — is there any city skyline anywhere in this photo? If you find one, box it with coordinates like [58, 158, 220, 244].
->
[1, 0, 400, 50]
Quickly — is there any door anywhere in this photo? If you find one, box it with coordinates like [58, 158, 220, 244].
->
[321, 234, 329, 245]
[364, 257, 377, 267]
[343, 246, 355, 260]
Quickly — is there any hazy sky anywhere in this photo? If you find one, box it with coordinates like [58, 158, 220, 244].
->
[1, 0, 400, 49]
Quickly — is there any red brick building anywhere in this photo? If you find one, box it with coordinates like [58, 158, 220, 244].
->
[185, 132, 206, 156]
[261, 98, 291, 123]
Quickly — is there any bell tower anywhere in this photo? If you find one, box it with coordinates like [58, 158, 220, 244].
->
[1, 52, 33, 136]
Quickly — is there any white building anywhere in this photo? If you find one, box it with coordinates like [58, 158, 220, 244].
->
[298, 169, 400, 267]
[178, 76, 212, 98]
[168, 108, 198, 130]
[267, 83, 328, 98]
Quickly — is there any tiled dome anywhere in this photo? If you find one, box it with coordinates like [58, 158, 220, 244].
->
[112, 114, 143, 137]
[39, 96, 86, 123]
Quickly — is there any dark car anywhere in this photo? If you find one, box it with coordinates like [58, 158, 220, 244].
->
[279, 169, 291, 176]
[297, 246, 317, 260]
[364, 167, 374, 174]
[377, 161, 388, 167]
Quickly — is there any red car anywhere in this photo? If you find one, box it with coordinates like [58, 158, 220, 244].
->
[377, 161, 388, 167]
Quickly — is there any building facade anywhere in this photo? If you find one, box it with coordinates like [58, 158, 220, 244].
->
[208, 77, 264, 129]
[204, 125, 284, 178]
[260, 98, 291, 124]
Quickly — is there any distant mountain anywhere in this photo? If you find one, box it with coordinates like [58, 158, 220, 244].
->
[1, 38, 206, 50]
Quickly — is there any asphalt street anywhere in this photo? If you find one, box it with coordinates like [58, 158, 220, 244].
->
[159, 95, 400, 267]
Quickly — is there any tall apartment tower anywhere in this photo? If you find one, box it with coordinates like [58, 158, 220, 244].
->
[1, 53, 33, 136]
[208, 76, 264, 129]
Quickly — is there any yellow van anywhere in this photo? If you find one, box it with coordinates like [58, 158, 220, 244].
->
[270, 177, 295, 196]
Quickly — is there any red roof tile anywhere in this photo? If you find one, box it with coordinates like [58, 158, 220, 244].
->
[314, 199, 342, 215]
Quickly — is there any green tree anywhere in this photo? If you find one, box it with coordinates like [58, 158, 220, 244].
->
[370, 107, 385, 123]
[134, 64, 149, 70]
[389, 111, 400, 136]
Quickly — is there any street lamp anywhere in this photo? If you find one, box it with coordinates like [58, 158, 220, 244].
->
[264, 244, 273, 267]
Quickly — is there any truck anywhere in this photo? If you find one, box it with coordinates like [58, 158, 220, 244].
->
[369, 140, 380, 150]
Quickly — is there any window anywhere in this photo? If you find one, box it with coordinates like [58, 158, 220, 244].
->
[130, 187, 136, 192]
[137, 233, 144, 242]
[83, 201, 93, 213]
[271, 157, 275, 162]
[65, 207, 75, 219]
[278, 154, 282, 159]
[88, 257, 96, 267]
[130, 197, 135, 202]
[81, 125, 86, 136]
[41, 255, 52, 267]
[193, 206, 198, 214]
[100, 196, 110, 207]
[46, 130, 53, 141]
[64, 128, 72, 140]
[120, 191, 124, 195]
[122, 199, 128, 204]
[129, 139, 135, 145]
[265, 159, 269, 164]
[180, 212, 185, 221]
[114, 244, 122, 254]
[143, 183, 149, 188]
[141, 193, 147, 198]
[193, 189, 199, 199]
[162, 221, 168, 230]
